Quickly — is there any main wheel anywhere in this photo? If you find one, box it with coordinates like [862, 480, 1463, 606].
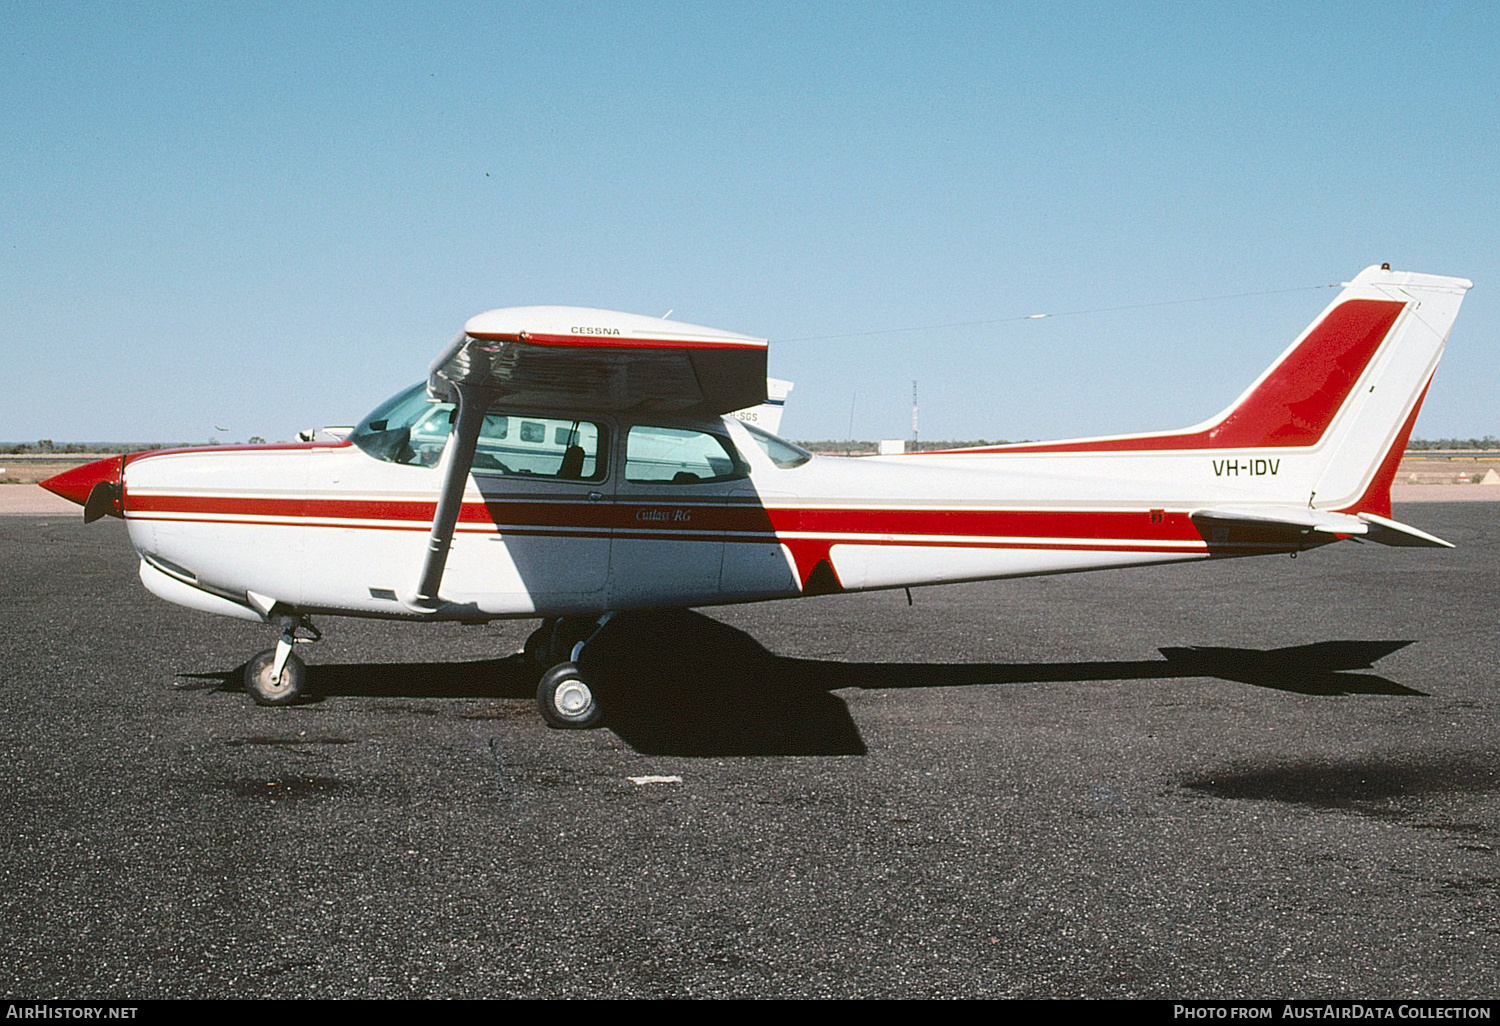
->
[244, 649, 308, 707]
[536, 661, 602, 729]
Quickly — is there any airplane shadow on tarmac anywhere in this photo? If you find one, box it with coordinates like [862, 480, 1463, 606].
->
[179, 609, 1424, 758]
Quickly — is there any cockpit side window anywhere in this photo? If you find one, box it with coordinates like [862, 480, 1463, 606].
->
[350, 383, 606, 481]
[625, 425, 748, 484]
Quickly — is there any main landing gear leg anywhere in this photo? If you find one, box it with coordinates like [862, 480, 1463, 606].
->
[531, 613, 615, 730]
[523, 616, 599, 670]
[245, 615, 321, 707]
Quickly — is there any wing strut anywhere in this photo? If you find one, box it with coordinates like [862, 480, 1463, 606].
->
[408, 382, 495, 610]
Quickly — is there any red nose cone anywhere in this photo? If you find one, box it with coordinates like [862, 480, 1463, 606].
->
[39, 456, 124, 507]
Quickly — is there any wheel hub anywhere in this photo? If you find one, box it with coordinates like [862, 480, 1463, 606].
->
[554, 679, 593, 716]
[259, 669, 291, 697]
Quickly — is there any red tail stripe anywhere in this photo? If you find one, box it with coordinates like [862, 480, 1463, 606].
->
[1336, 378, 1432, 519]
[924, 299, 1405, 454]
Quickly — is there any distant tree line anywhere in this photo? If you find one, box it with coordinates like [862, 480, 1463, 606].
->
[1406, 436, 1499, 450]
[1, 438, 268, 454]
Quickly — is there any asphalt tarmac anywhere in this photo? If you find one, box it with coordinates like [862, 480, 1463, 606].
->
[1, 505, 1496, 999]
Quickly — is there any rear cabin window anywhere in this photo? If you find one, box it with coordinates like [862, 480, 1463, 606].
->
[625, 426, 747, 484]
[350, 384, 605, 481]
[474, 416, 602, 479]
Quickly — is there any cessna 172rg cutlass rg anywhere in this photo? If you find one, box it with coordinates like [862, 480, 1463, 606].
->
[42, 264, 1470, 727]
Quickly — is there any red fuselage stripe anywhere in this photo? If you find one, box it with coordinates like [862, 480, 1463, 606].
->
[125, 495, 1212, 541]
[124, 496, 1316, 554]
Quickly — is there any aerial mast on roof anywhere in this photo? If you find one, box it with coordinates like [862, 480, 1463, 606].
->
[911, 381, 919, 449]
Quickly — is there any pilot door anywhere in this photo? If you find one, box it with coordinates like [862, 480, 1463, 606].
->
[441, 411, 612, 611]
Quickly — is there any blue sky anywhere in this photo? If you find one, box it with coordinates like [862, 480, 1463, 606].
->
[3, 1, 1497, 443]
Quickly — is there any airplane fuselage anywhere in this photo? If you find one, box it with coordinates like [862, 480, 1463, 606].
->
[119, 409, 1343, 625]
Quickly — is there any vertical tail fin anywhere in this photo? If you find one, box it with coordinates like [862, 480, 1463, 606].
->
[915, 265, 1470, 520]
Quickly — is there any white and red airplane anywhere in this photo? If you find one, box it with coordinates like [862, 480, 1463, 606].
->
[43, 264, 1470, 727]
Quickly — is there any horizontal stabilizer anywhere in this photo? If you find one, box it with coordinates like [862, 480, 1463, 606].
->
[1357, 512, 1454, 548]
[1190, 506, 1369, 536]
[1189, 506, 1453, 548]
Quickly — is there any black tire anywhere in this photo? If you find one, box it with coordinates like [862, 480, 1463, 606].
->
[536, 661, 602, 729]
[244, 649, 308, 707]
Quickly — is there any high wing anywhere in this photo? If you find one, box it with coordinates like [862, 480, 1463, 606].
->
[428, 306, 768, 415]
[414, 306, 768, 609]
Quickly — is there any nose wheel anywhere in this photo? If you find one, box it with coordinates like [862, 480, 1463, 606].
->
[245, 648, 308, 706]
[244, 614, 320, 706]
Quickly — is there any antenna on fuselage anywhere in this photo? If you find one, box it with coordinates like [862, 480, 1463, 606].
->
[911, 381, 919, 449]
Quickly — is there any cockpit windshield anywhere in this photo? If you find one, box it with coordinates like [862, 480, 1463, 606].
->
[349, 383, 439, 464]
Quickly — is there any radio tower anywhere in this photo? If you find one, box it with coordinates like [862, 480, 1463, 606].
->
[911, 381, 919, 450]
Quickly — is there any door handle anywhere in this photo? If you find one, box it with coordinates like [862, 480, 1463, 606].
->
[588, 491, 604, 502]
